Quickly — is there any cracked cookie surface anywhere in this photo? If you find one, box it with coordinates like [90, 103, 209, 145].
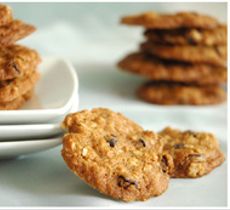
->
[141, 42, 227, 67]
[144, 25, 227, 46]
[0, 20, 36, 46]
[121, 12, 219, 29]
[62, 108, 169, 201]
[0, 4, 12, 27]
[0, 70, 39, 103]
[137, 81, 226, 105]
[0, 88, 33, 110]
[159, 127, 225, 178]
[118, 52, 227, 85]
[0, 44, 41, 81]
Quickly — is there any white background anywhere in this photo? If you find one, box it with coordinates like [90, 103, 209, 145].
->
[0, 2, 227, 207]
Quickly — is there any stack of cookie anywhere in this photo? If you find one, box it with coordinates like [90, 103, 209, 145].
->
[0, 4, 40, 110]
[118, 12, 227, 105]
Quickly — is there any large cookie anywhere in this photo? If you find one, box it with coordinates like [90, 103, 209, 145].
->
[121, 12, 219, 29]
[118, 52, 227, 85]
[144, 25, 227, 46]
[0, 44, 41, 81]
[141, 42, 227, 67]
[0, 20, 36, 46]
[159, 127, 225, 178]
[137, 81, 226, 105]
[0, 70, 39, 103]
[0, 4, 12, 27]
[0, 89, 33, 110]
[62, 108, 169, 201]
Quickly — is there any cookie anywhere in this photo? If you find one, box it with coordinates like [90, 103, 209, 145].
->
[121, 12, 219, 29]
[144, 25, 227, 46]
[137, 81, 226, 105]
[0, 89, 33, 110]
[0, 44, 41, 81]
[141, 42, 227, 67]
[0, 4, 12, 27]
[62, 108, 169, 201]
[159, 127, 225, 178]
[118, 52, 227, 85]
[0, 20, 36, 46]
[0, 70, 39, 103]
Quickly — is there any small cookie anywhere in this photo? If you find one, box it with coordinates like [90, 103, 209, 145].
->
[141, 42, 227, 67]
[0, 4, 12, 27]
[0, 20, 36, 46]
[0, 70, 39, 103]
[159, 127, 225, 178]
[0, 44, 41, 81]
[0, 89, 33, 110]
[62, 108, 169, 201]
[137, 81, 226, 105]
[121, 11, 219, 29]
[144, 25, 227, 46]
[118, 52, 227, 85]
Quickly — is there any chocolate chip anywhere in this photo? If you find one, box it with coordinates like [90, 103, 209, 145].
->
[174, 143, 185, 149]
[106, 137, 117, 148]
[117, 176, 138, 189]
[139, 139, 146, 147]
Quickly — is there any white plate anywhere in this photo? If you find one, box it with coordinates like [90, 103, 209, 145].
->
[0, 93, 79, 141]
[0, 57, 78, 124]
[0, 137, 62, 159]
[0, 124, 62, 141]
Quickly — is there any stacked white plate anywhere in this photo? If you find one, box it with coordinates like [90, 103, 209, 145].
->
[0, 57, 79, 159]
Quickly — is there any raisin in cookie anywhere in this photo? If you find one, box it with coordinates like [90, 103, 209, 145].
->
[137, 81, 226, 105]
[121, 11, 219, 29]
[118, 52, 227, 85]
[141, 42, 227, 67]
[0, 44, 41, 81]
[62, 108, 169, 202]
[159, 127, 225, 178]
[144, 25, 227, 46]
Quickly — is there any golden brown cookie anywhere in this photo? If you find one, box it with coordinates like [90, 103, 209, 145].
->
[62, 108, 169, 202]
[0, 44, 41, 81]
[121, 11, 219, 29]
[159, 127, 225, 178]
[118, 52, 227, 85]
[141, 42, 227, 67]
[137, 81, 226, 105]
[144, 25, 227, 46]
[0, 89, 33, 110]
[0, 70, 39, 103]
[0, 4, 12, 27]
[0, 20, 36, 46]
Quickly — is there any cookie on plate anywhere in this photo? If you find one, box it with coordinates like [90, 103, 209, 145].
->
[0, 20, 36, 46]
[62, 108, 169, 202]
[159, 127, 225, 178]
[141, 42, 227, 67]
[0, 89, 33, 110]
[137, 81, 226, 105]
[118, 52, 227, 85]
[0, 70, 39, 103]
[0, 4, 12, 27]
[144, 25, 227, 46]
[121, 11, 219, 29]
[0, 44, 41, 81]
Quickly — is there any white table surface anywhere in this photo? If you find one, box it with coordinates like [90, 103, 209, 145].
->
[0, 2, 227, 208]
